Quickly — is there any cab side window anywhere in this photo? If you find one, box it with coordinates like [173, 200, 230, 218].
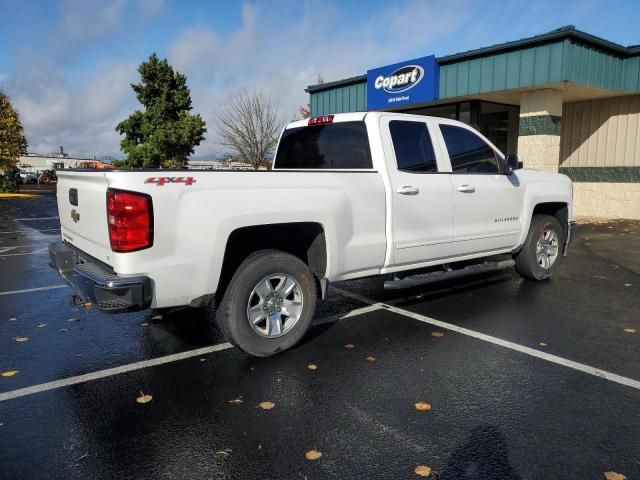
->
[439, 124, 500, 174]
[389, 120, 438, 173]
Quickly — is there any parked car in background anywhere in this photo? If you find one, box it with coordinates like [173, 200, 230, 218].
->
[48, 112, 576, 357]
[18, 171, 38, 184]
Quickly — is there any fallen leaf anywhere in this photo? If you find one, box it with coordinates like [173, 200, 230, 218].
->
[36, 323, 47, 328]
[431, 331, 444, 337]
[136, 393, 153, 404]
[305, 450, 322, 461]
[344, 344, 355, 349]
[228, 398, 243, 404]
[624, 283, 632, 287]
[366, 356, 376, 362]
[59, 328, 69, 333]
[8, 317, 17, 321]
[1, 371, 19, 377]
[539, 342, 547, 347]
[307, 363, 318, 370]
[415, 465, 432, 477]
[140, 322, 148, 326]
[67, 318, 78, 322]
[215, 448, 232, 456]
[81, 301, 92, 308]
[258, 401, 275, 410]
[604, 472, 627, 480]
[415, 402, 432, 411]
[624, 328, 636, 334]
[199, 358, 207, 362]
[15, 336, 29, 342]
[594, 275, 607, 279]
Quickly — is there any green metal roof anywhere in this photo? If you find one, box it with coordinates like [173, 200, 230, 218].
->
[438, 25, 640, 64]
[305, 26, 640, 94]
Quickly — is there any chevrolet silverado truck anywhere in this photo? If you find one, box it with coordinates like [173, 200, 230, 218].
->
[49, 112, 576, 356]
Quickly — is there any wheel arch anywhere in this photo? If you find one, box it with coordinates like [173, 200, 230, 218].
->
[215, 222, 328, 303]
[516, 200, 569, 251]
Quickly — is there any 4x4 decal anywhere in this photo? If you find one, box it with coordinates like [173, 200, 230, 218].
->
[145, 177, 196, 186]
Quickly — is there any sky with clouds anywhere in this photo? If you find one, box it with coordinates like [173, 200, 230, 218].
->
[1, 0, 639, 159]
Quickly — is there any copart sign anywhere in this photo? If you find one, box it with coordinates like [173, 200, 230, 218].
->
[367, 55, 438, 110]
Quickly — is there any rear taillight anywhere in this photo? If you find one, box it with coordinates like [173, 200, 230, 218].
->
[106, 188, 153, 252]
[308, 115, 334, 126]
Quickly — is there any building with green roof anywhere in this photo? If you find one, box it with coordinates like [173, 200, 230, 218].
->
[305, 26, 640, 219]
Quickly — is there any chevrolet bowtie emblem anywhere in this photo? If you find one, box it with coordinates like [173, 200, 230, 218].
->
[70, 209, 80, 223]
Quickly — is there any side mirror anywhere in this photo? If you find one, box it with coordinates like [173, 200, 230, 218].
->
[504, 153, 522, 175]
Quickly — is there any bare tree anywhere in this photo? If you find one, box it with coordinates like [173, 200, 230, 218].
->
[217, 90, 284, 170]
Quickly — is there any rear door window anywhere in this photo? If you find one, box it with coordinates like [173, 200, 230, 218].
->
[275, 121, 373, 169]
[439, 124, 500, 174]
[389, 120, 438, 173]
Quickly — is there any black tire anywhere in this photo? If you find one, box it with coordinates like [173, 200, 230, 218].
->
[514, 214, 565, 280]
[216, 249, 317, 357]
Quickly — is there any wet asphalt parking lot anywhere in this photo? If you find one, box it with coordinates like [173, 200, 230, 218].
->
[0, 191, 639, 480]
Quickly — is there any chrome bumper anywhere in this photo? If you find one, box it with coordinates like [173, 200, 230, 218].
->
[48, 241, 152, 313]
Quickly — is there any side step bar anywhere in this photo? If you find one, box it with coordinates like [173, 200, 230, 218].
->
[384, 259, 515, 290]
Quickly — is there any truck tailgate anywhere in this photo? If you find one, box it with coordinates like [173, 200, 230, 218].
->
[56, 171, 114, 266]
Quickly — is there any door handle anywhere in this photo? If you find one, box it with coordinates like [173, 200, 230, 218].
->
[397, 186, 420, 195]
[456, 184, 475, 193]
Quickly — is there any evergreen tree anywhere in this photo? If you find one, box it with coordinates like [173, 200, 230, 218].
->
[116, 54, 206, 168]
[0, 90, 28, 172]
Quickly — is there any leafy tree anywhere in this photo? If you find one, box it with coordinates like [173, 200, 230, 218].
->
[0, 90, 28, 173]
[116, 53, 206, 168]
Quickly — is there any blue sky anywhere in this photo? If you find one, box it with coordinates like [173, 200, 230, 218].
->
[1, 0, 639, 159]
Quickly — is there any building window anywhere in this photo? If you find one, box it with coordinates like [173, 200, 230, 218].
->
[275, 121, 373, 169]
[440, 124, 500, 174]
[389, 121, 438, 172]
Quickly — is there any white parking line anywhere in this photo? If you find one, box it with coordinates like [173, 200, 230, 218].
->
[0, 285, 67, 296]
[12, 217, 59, 221]
[333, 288, 640, 391]
[0, 303, 382, 402]
[0, 344, 234, 402]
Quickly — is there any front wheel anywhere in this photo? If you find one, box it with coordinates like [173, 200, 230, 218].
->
[514, 214, 565, 280]
[216, 250, 317, 357]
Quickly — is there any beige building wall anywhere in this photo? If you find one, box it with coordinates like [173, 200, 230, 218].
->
[561, 94, 640, 167]
[560, 94, 640, 219]
[573, 183, 640, 219]
[517, 89, 563, 172]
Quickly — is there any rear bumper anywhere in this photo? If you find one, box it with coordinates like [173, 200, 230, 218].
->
[48, 241, 152, 313]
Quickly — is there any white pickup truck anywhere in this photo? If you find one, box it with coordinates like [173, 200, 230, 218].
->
[49, 112, 576, 356]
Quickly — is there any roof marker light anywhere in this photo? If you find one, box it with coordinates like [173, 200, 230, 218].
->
[308, 115, 334, 126]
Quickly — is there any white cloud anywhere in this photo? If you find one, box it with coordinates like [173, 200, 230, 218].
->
[57, 0, 127, 44]
[8, 59, 138, 157]
[4, 0, 471, 159]
[167, 0, 470, 158]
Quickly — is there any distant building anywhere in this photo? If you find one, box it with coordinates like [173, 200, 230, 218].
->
[186, 159, 268, 170]
[18, 154, 109, 173]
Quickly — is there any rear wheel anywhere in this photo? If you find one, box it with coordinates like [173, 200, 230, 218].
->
[216, 250, 317, 357]
[514, 214, 564, 280]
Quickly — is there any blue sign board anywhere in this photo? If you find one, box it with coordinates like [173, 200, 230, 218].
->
[367, 55, 439, 110]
